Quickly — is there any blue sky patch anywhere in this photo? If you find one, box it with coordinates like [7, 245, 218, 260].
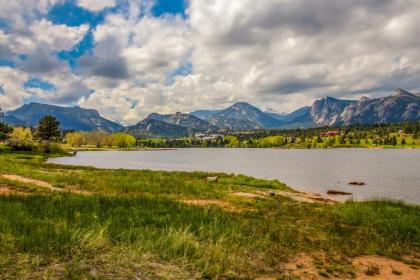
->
[0, 19, 9, 31]
[48, 1, 105, 27]
[19, 54, 28, 61]
[58, 30, 95, 69]
[24, 78, 56, 92]
[0, 60, 16, 68]
[165, 60, 192, 85]
[152, 0, 187, 17]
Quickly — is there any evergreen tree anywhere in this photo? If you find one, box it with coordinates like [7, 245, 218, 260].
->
[36, 115, 61, 141]
[391, 135, 397, 146]
[0, 108, 13, 142]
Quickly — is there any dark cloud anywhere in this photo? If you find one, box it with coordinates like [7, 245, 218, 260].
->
[267, 79, 329, 94]
[87, 56, 129, 79]
[19, 46, 63, 73]
[77, 35, 129, 79]
[0, 44, 14, 60]
[52, 81, 93, 104]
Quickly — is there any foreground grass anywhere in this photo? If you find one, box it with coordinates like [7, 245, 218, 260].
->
[0, 152, 419, 279]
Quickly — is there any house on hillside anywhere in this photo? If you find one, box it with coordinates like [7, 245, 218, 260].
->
[320, 130, 340, 137]
[194, 133, 223, 141]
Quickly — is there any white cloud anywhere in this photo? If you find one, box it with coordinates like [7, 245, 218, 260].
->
[77, 0, 116, 12]
[30, 20, 89, 51]
[0, 67, 29, 108]
[2, 0, 420, 124]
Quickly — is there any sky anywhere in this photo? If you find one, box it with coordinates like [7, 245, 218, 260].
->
[0, 0, 420, 124]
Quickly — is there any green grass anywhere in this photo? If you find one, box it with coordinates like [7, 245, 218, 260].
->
[0, 151, 419, 279]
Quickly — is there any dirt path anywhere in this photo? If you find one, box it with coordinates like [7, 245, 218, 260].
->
[1, 174, 60, 190]
[0, 185, 31, 195]
[0, 174, 90, 195]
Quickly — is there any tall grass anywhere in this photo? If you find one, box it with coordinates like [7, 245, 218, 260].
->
[0, 194, 419, 278]
[0, 151, 419, 278]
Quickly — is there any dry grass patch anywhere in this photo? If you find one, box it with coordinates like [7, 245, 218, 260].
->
[181, 199, 242, 213]
[231, 191, 265, 199]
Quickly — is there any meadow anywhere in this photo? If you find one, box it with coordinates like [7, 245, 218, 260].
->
[0, 151, 419, 279]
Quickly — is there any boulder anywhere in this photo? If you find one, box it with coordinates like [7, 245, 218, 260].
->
[348, 181, 365, 186]
[327, 190, 353, 195]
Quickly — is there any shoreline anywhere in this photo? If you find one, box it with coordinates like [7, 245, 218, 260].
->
[66, 145, 420, 151]
[0, 150, 419, 279]
[48, 148, 420, 205]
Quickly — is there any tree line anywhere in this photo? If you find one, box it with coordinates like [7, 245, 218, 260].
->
[66, 131, 136, 148]
[1, 108, 419, 150]
[136, 122, 420, 148]
[0, 111, 136, 151]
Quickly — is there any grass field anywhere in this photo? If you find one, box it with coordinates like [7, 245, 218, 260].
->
[0, 151, 419, 279]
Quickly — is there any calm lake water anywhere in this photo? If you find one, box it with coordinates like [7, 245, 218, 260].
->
[49, 148, 420, 204]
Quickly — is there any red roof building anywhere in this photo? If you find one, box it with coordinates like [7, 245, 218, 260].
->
[320, 130, 340, 137]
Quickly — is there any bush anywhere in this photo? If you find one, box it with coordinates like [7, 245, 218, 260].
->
[39, 142, 63, 154]
[9, 141, 38, 152]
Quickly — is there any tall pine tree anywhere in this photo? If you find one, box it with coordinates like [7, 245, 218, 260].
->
[36, 115, 61, 141]
[0, 108, 13, 142]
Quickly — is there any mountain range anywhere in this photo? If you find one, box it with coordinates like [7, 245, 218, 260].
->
[127, 88, 419, 137]
[3, 103, 123, 132]
[2, 89, 419, 137]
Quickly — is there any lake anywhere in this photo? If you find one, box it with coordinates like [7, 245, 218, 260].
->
[48, 148, 420, 204]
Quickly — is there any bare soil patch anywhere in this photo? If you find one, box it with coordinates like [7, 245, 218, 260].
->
[1, 174, 54, 189]
[234, 189, 338, 204]
[273, 190, 338, 204]
[285, 253, 323, 279]
[284, 254, 420, 279]
[353, 255, 420, 280]
[0, 174, 90, 195]
[0, 185, 31, 196]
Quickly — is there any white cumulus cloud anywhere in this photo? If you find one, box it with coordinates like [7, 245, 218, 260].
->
[77, 0, 116, 12]
[1, 0, 420, 123]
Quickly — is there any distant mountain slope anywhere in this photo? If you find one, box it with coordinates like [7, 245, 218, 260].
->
[339, 89, 420, 125]
[147, 112, 220, 133]
[5, 103, 123, 132]
[267, 106, 310, 122]
[190, 89, 420, 130]
[288, 89, 420, 127]
[208, 102, 284, 130]
[190, 109, 221, 120]
[308, 97, 356, 127]
[126, 119, 189, 138]
[3, 115, 25, 127]
[126, 112, 220, 138]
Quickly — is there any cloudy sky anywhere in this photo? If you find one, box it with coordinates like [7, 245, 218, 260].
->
[0, 0, 419, 124]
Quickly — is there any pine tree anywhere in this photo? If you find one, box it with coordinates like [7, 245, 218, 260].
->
[0, 108, 13, 142]
[36, 115, 61, 141]
[391, 135, 397, 146]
